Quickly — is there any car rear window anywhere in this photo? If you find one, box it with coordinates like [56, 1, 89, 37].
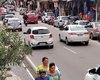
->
[47, 13, 54, 16]
[6, 16, 14, 18]
[62, 17, 69, 20]
[32, 29, 50, 34]
[70, 26, 86, 31]
[80, 21, 89, 25]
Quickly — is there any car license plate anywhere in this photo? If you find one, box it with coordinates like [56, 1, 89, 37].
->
[78, 34, 83, 36]
[39, 43, 46, 45]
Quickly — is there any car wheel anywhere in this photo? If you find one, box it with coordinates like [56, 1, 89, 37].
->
[90, 33, 94, 40]
[98, 34, 100, 42]
[65, 38, 69, 45]
[36, 22, 38, 24]
[59, 35, 62, 42]
[84, 41, 89, 45]
[49, 45, 54, 49]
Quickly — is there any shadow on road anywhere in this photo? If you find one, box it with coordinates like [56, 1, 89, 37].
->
[32, 46, 53, 50]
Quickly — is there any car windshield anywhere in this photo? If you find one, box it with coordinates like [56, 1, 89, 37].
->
[80, 21, 89, 25]
[62, 17, 69, 20]
[95, 23, 100, 27]
[6, 16, 14, 18]
[32, 29, 50, 34]
[70, 26, 86, 31]
[9, 19, 19, 23]
[28, 13, 35, 17]
[47, 13, 54, 16]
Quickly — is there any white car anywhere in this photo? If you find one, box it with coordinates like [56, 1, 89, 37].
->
[23, 27, 54, 48]
[3, 14, 14, 24]
[84, 67, 100, 80]
[41, 12, 54, 23]
[54, 16, 69, 28]
[59, 25, 89, 45]
[74, 20, 90, 25]
[5, 18, 22, 31]
[87, 22, 100, 39]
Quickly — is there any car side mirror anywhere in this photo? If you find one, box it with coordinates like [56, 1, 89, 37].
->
[89, 68, 96, 74]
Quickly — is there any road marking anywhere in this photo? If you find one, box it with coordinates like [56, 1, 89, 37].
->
[22, 62, 35, 80]
[63, 46, 77, 54]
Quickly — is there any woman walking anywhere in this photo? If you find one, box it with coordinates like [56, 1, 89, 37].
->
[48, 63, 62, 80]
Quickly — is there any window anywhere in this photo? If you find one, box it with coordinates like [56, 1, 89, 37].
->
[32, 29, 50, 34]
[70, 26, 86, 31]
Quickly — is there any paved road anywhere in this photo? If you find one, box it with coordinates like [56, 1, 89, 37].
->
[16, 12, 100, 80]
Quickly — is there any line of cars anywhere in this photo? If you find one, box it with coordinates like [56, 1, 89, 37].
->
[0, 6, 22, 32]
[19, 8, 38, 25]
[41, 12, 100, 44]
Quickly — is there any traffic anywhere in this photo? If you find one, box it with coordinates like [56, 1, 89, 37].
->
[0, 1, 100, 80]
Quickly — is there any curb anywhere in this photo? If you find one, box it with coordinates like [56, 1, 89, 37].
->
[25, 56, 37, 72]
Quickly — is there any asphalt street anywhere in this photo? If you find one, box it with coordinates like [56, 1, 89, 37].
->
[13, 12, 100, 80]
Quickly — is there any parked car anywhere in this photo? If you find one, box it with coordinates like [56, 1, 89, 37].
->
[3, 14, 14, 25]
[5, 18, 22, 31]
[41, 12, 54, 23]
[86, 22, 100, 40]
[26, 12, 38, 24]
[54, 16, 70, 28]
[59, 25, 89, 45]
[84, 67, 100, 80]
[19, 8, 26, 15]
[23, 27, 54, 48]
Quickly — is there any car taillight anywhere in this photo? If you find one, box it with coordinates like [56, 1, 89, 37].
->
[49, 34, 52, 38]
[30, 35, 34, 39]
[94, 28, 99, 32]
[68, 32, 76, 35]
[84, 32, 89, 34]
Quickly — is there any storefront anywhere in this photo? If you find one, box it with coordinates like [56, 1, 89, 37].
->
[97, 0, 100, 21]
[39, 0, 54, 12]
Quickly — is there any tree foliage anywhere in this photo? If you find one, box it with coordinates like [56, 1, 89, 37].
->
[0, 27, 32, 79]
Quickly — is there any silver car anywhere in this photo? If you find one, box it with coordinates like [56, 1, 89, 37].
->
[86, 22, 100, 40]
[5, 18, 22, 31]
[54, 16, 69, 28]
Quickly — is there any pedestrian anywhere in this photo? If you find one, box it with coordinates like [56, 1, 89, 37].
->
[37, 57, 60, 76]
[48, 62, 62, 80]
[23, 13, 28, 26]
[35, 69, 49, 80]
[37, 57, 49, 75]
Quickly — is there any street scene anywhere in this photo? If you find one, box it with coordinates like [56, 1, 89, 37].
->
[0, 0, 100, 80]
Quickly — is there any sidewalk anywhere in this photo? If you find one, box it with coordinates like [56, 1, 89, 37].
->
[5, 71, 21, 80]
